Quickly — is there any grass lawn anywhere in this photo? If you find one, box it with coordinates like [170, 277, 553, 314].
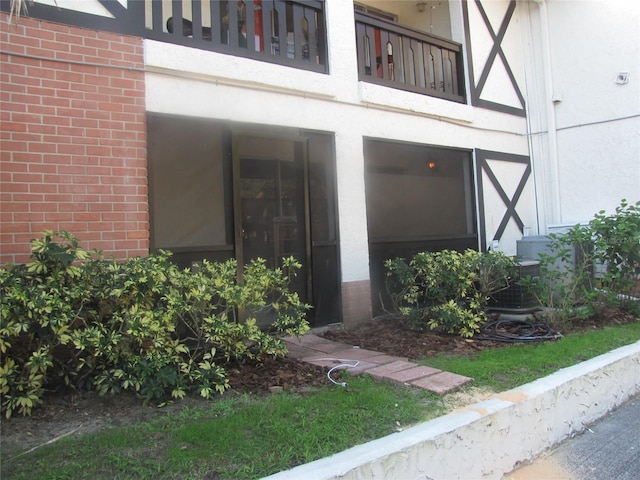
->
[421, 321, 640, 392]
[2, 321, 639, 480]
[1, 376, 444, 480]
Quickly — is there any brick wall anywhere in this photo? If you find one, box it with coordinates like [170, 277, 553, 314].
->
[0, 13, 148, 265]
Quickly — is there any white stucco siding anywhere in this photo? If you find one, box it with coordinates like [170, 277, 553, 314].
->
[323, 0, 360, 94]
[547, 0, 639, 129]
[548, 0, 640, 221]
[144, 40, 529, 154]
[143, 41, 339, 101]
[466, 0, 495, 82]
[555, 120, 640, 223]
[334, 131, 371, 282]
[525, 0, 640, 228]
[494, 7, 526, 108]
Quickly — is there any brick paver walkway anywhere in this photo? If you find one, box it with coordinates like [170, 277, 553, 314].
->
[283, 334, 471, 395]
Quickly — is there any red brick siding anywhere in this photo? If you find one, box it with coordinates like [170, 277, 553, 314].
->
[341, 280, 373, 329]
[1, 13, 148, 265]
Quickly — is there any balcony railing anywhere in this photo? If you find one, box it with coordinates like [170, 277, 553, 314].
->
[355, 11, 465, 103]
[144, 0, 327, 73]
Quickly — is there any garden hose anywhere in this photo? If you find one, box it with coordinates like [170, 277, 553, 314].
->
[475, 317, 563, 343]
[312, 358, 361, 387]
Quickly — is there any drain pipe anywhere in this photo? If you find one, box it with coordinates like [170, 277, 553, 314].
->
[534, 0, 562, 228]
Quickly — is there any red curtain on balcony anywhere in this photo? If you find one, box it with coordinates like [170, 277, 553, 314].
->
[239, 0, 263, 51]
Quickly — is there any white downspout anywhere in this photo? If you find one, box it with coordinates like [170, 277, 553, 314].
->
[534, 0, 562, 228]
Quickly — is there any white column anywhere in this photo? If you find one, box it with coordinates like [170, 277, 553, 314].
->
[324, 0, 371, 283]
[334, 130, 370, 282]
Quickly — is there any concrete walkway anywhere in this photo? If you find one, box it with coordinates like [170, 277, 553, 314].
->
[505, 393, 640, 480]
[283, 333, 472, 395]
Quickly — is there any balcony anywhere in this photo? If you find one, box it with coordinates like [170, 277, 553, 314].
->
[355, 11, 465, 103]
[143, 0, 327, 74]
[3, 0, 469, 103]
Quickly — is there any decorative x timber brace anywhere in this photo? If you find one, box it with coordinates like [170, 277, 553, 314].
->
[463, 0, 526, 117]
[476, 149, 531, 250]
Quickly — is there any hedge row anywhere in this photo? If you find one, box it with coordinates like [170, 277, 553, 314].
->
[0, 231, 309, 418]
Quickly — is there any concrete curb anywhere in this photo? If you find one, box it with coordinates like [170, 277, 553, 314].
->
[262, 340, 640, 480]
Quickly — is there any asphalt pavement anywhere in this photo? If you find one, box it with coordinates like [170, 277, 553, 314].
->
[505, 394, 640, 480]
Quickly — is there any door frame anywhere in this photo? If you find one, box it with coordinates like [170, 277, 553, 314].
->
[231, 130, 314, 303]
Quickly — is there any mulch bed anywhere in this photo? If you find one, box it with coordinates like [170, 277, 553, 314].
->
[320, 308, 638, 361]
[321, 315, 504, 359]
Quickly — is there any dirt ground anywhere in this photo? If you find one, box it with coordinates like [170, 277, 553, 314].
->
[1, 307, 637, 459]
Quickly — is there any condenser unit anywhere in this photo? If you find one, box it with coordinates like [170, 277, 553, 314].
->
[489, 260, 541, 312]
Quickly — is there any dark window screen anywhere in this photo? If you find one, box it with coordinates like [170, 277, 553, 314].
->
[148, 115, 227, 250]
[364, 139, 477, 315]
[364, 140, 475, 241]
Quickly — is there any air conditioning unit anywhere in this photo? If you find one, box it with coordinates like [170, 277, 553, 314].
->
[517, 234, 595, 287]
[489, 260, 541, 312]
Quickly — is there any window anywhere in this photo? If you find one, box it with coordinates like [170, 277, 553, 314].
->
[364, 141, 475, 242]
[148, 115, 230, 253]
[364, 139, 477, 314]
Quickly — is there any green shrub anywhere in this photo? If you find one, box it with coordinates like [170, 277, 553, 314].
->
[385, 249, 515, 337]
[0, 231, 91, 417]
[518, 226, 600, 328]
[589, 199, 640, 298]
[0, 231, 309, 417]
[520, 199, 640, 327]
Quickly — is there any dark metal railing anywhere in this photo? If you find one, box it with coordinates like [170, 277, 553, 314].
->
[355, 11, 465, 103]
[144, 0, 327, 73]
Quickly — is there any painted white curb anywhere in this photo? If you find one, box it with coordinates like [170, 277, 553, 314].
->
[263, 340, 640, 480]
